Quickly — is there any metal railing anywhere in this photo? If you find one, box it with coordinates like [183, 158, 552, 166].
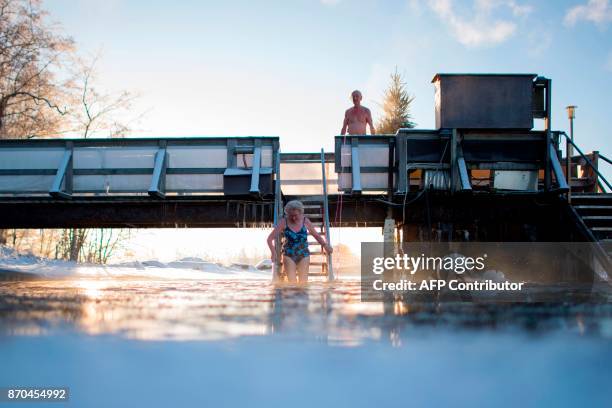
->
[337, 130, 573, 194]
[0, 136, 279, 197]
[559, 131, 611, 194]
[334, 134, 395, 194]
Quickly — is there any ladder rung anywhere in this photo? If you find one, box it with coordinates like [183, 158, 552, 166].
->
[298, 196, 326, 202]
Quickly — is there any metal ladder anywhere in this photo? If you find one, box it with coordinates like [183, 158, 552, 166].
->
[272, 149, 334, 281]
[306, 149, 334, 280]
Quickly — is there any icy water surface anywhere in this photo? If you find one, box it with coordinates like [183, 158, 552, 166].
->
[0, 278, 612, 342]
[1, 277, 611, 407]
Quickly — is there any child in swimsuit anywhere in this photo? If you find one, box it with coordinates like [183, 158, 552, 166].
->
[267, 200, 333, 283]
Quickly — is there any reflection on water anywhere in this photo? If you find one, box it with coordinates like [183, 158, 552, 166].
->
[0, 278, 611, 345]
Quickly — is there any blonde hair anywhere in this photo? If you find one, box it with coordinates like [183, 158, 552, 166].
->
[284, 200, 304, 215]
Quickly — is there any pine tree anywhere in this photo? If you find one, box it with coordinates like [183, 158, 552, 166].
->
[376, 68, 416, 134]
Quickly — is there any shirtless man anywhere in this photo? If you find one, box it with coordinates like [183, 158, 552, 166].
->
[341, 90, 375, 135]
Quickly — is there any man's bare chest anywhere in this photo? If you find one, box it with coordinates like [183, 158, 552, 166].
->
[348, 109, 367, 122]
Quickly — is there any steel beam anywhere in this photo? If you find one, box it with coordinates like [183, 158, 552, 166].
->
[49, 147, 73, 199]
[148, 145, 168, 198]
[250, 141, 262, 194]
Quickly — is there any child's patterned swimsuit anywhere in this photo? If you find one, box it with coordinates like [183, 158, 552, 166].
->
[282, 220, 310, 263]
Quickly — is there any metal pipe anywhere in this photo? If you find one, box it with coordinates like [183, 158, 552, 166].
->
[320, 148, 334, 281]
[566, 136, 572, 199]
[599, 154, 612, 166]
[273, 150, 283, 280]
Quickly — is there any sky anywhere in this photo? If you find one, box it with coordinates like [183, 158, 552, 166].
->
[47, 0, 611, 158]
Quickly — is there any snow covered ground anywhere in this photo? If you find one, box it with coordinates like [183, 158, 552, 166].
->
[0, 245, 272, 280]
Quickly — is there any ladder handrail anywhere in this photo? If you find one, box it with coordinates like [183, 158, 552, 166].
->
[321, 148, 334, 281]
[273, 150, 283, 280]
[599, 153, 612, 166]
[559, 131, 611, 192]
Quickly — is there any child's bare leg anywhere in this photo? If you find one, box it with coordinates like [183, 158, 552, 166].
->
[283, 256, 297, 283]
[297, 256, 310, 283]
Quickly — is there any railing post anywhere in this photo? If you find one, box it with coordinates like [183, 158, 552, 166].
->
[396, 133, 407, 194]
[50, 141, 73, 199]
[350, 137, 362, 194]
[387, 137, 395, 197]
[148, 140, 167, 198]
[227, 139, 237, 168]
[450, 129, 461, 193]
[544, 130, 552, 191]
[456, 142, 472, 193]
[549, 143, 569, 192]
[250, 139, 262, 194]
[592, 151, 600, 193]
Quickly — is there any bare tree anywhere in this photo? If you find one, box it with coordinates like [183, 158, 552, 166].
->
[0, 0, 72, 243]
[81, 228, 130, 264]
[376, 68, 416, 134]
[0, 0, 73, 138]
[0, 3, 139, 259]
[57, 53, 142, 261]
[67, 53, 140, 138]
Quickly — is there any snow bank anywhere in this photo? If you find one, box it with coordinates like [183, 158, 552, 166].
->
[0, 245, 271, 280]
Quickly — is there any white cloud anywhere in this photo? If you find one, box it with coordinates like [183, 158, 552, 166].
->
[426, 0, 532, 47]
[564, 0, 612, 28]
[507, 0, 533, 16]
[320, 0, 341, 6]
